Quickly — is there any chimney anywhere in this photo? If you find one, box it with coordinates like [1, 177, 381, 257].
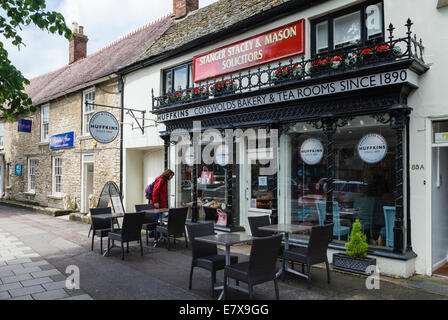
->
[69, 22, 88, 64]
[173, 0, 198, 19]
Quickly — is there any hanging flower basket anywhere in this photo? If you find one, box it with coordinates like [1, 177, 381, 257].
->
[330, 56, 342, 69]
[292, 64, 303, 78]
[345, 52, 358, 68]
[360, 48, 376, 62]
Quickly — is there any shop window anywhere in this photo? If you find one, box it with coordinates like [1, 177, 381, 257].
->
[28, 158, 36, 192]
[311, 1, 384, 54]
[83, 89, 95, 136]
[163, 62, 193, 94]
[41, 104, 50, 142]
[286, 116, 396, 249]
[432, 120, 448, 144]
[0, 122, 4, 148]
[53, 157, 62, 195]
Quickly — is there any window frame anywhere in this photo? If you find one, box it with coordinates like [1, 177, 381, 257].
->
[28, 158, 36, 193]
[162, 62, 194, 95]
[41, 104, 50, 142]
[52, 157, 62, 196]
[83, 88, 96, 136]
[311, 0, 385, 55]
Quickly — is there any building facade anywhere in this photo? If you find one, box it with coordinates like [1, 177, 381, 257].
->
[0, 17, 173, 213]
[120, 0, 448, 278]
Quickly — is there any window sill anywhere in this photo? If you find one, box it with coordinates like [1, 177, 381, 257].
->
[47, 194, 63, 200]
[37, 142, 49, 146]
[78, 135, 92, 141]
[6, 186, 11, 190]
[23, 191, 36, 196]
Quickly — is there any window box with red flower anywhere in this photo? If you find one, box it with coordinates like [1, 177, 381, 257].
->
[330, 56, 342, 69]
[359, 48, 375, 62]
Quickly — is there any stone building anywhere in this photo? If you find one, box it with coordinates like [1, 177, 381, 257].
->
[0, 17, 173, 213]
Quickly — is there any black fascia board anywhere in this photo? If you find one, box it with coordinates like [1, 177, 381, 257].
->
[117, 0, 329, 76]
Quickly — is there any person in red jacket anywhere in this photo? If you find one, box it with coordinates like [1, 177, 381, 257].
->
[150, 169, 174, 208]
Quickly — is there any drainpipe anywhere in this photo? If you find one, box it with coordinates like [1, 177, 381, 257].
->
[118, 76, 124, 197]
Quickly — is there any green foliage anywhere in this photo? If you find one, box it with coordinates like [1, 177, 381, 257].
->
[345, 219, 368, 258]
[0, 0, 72, 120]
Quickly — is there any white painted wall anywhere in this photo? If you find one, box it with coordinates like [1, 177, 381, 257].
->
[122, 0, 448, 276]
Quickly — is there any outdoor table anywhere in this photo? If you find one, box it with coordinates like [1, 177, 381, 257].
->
[258, 224, 312, 279]
[142, 208, 169, 225]
[94, 212, 125, 257]
[194, 233, 254, 300]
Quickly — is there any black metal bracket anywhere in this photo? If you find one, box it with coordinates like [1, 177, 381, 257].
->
[85, 102, 147, 135]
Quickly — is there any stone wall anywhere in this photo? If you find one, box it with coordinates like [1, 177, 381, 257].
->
[1, 78, 121, 212]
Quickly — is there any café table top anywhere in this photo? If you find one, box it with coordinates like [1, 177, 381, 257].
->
[141, 208, 169, 214]
[195, 233, 254, 247]
[93, 213, 125, 219]
[258, 224, 312, 234]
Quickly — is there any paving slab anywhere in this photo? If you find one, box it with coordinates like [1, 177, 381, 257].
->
[9, 284, 46, 297]
[32, 289, 69, 300]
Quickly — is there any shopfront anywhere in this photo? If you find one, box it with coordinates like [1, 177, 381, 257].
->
[152, 14, 427, 262]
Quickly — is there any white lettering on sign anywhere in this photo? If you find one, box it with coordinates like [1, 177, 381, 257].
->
[157, 69, 417, 122]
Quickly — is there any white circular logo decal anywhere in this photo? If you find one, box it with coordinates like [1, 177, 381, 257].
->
[300, 138, 324, 165]
[357, 133, 388, 164]
[215, 145, 230, 166]
[88, 111, 119, 144]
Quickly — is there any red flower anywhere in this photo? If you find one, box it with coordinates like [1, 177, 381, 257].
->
[331, 56, 341, 62]
[275, 69, 280, 75]
[360, 48, 373, 55]
[216, 83, 223, 89]
[317, 59, 328, 66]
[210, 86, 214, 90]
[376, 45, 389, 52]
[194, 88, 199, 94]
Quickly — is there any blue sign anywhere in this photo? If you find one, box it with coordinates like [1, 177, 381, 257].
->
[18, 119, 32, 133]
[50, 131, 75, 150]
[15, 163, 22, 176]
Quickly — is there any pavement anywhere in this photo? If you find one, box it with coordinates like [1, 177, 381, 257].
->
[0, 204, 448, 301]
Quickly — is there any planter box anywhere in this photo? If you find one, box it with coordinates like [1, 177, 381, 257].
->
[332, 253, 376, 276]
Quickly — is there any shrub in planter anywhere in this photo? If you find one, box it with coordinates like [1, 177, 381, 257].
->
[332, 219, 376, 275]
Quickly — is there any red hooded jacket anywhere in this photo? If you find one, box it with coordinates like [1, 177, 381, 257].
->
[150, 176, 168, 208]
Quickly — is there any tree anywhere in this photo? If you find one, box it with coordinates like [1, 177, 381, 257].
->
[0, 0, 71, 120]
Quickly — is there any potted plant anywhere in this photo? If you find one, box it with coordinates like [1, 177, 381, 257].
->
[332, 219, 376, 275]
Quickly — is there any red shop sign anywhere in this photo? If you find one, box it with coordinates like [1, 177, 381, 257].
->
[193, 19, 305, 82]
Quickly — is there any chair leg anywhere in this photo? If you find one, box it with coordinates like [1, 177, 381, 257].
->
[107, 238, 111, 256]
[211, 271, 216, 297]
[189, 263, 194, 290]
[248, 284, 253, 300]
[121, 242, 125, 260]
[325, 259, 331, 284]
[306, 264, 311, 289]
[91, 233, 95, 251]
[88, 226, 92, 238]
[223, 274, 228, 300]
[127, 242, 129, 253]
[274, 278, 279, 300]
[140, 237, 144, 257]
[100, 237, 103, 254]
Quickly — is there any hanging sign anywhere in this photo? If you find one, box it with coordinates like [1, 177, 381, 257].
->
[193, 19, 305, 82]
[357, 133, 388, 164]
[215, 145, 230, 166]
[89, 111, 119, 144]
[50, 131, 75, 150]
[15, 163, 22, 176]
[300, 138, 324, 165]
[18, 119, 32, 133]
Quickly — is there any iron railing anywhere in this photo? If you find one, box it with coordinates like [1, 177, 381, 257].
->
[152, 19, 425, 110]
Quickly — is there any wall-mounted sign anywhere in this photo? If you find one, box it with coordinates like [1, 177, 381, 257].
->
[193, 19, 305, 82]
[215, 145, 229, 166]
[435, 132, 448, 144]
[15, 163, 22, 176]
[157, 69, 417, 122]
[50, 131, 75, 150]
[259, 176, 268, 186]
[300, 138, 324, 165]
[357, 133, 388, 164]
[89, 111, 119, 144]
[18, 119, 32, 133]
[157, 123, 167, 136]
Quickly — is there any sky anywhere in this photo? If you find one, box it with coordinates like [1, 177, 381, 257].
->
[2, 0, 218, 80]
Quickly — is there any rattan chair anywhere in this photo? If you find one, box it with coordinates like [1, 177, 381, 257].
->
[89, 207, 113, 254]
[282, 223, 333, 289]
[224, 234, 282, 300]
[155, 207, 188, 250]
[135, 204, 158, 245]
[107, 212, 145, 260]
[248, 215, 273, 237]
[187, 223, 238, 297]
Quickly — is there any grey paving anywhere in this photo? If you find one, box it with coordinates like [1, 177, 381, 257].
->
[0, 204, 448, 301]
